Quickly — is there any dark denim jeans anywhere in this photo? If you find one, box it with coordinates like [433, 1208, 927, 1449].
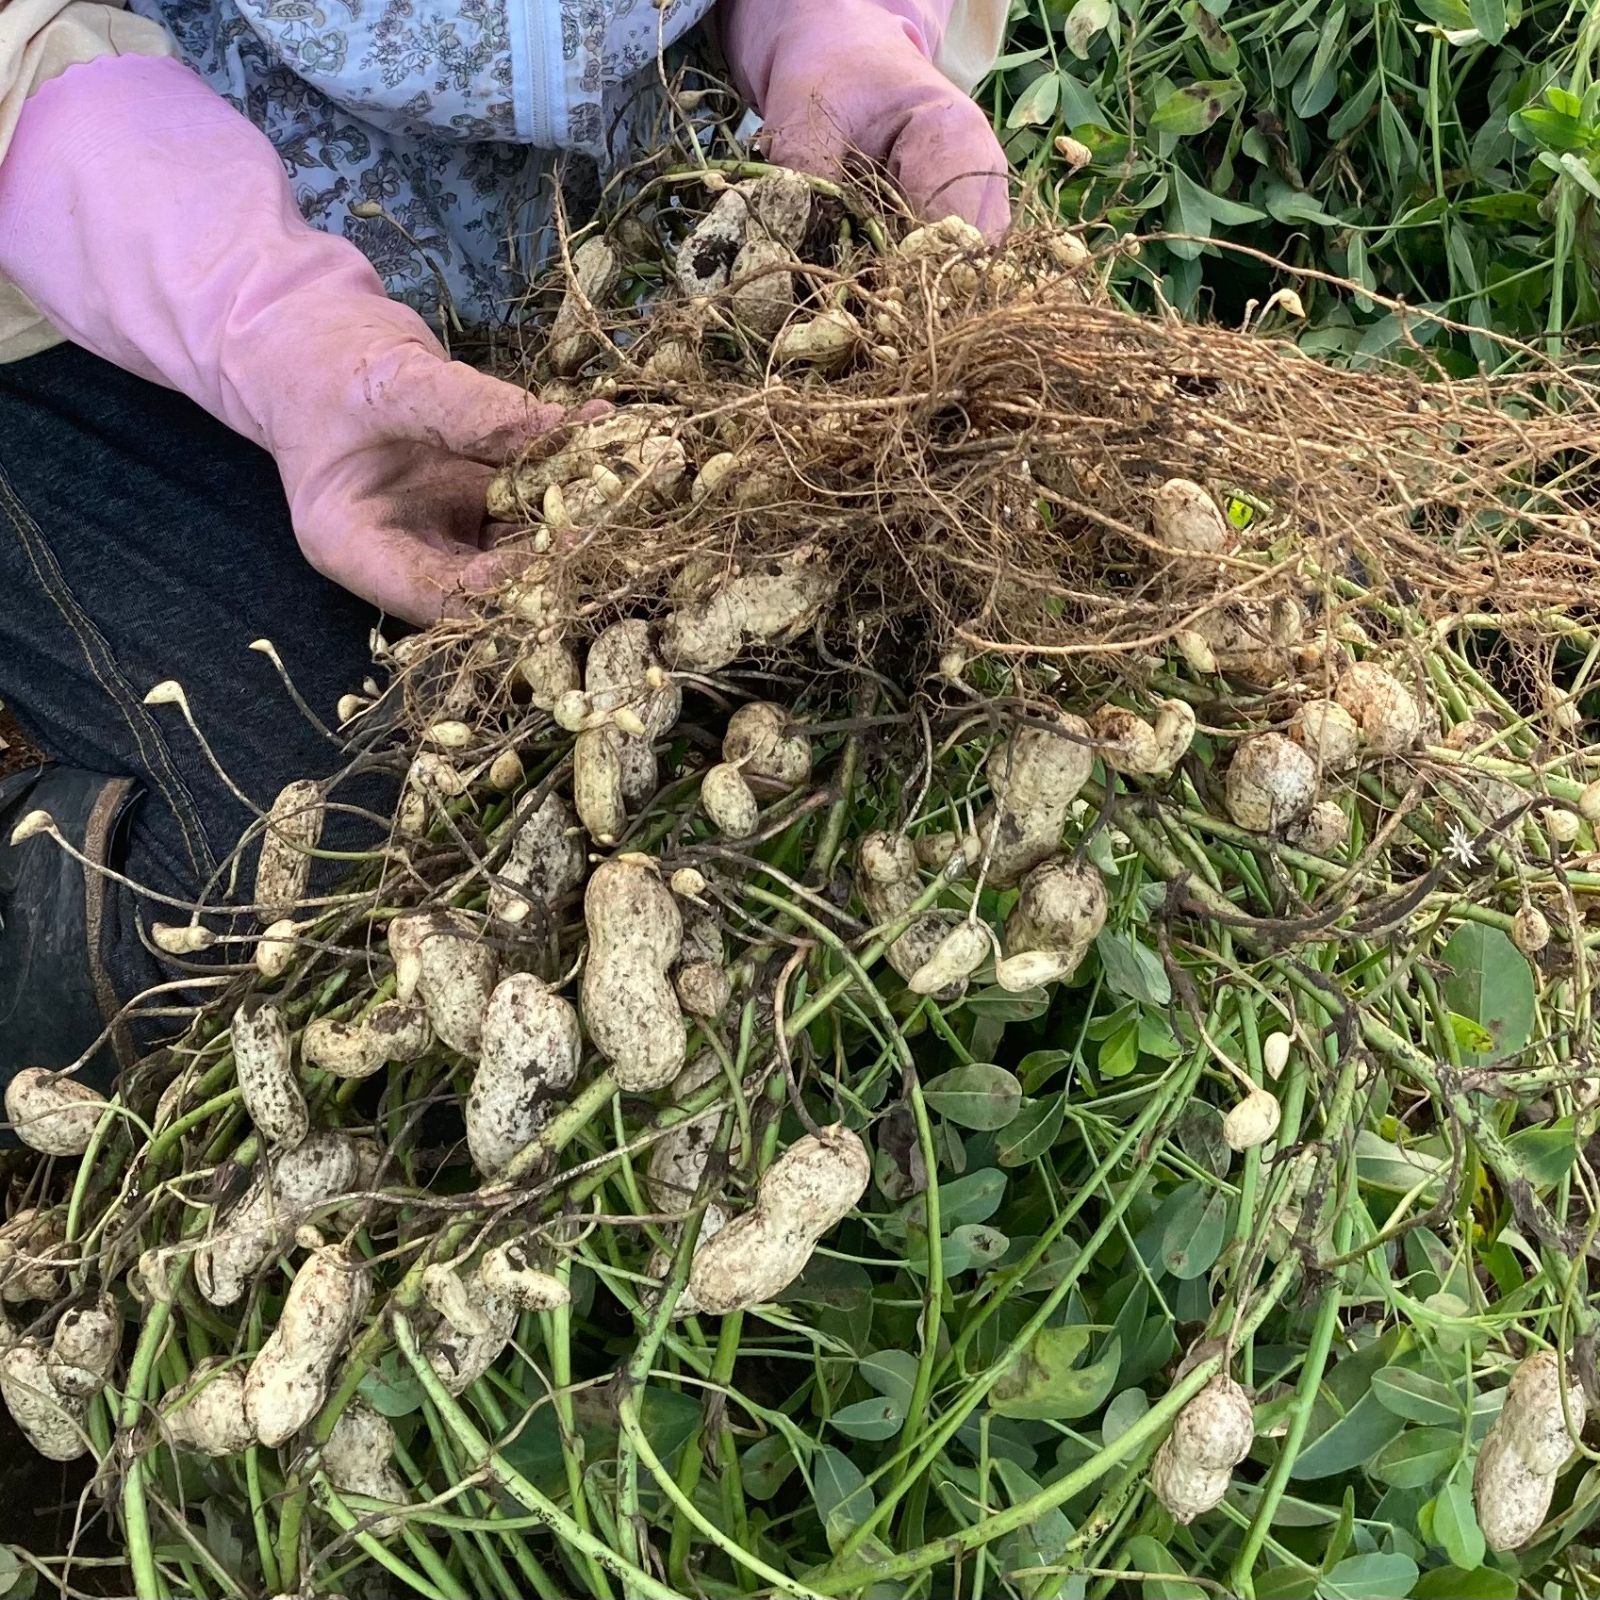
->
[0, 342, 386, 1048]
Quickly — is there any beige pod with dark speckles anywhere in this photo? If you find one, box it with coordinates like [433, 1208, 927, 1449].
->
[467, 974, 582, 1178]
[323, 1399, 411, 1536]
[415, 914, 498, 1059]
[160, 1358, 255, 1457]
[46, 1294, 119, 1399]
[687, 1126, 870, 1315]
[245, 1246, 372, 1447]
[0, 1336, 86, 1460]
[256, 779, 323, 924]
[194, 1132, 361, 1307]
[5, 1069, 107, 1157]
[580, 857, 686, 1091]
[233, 998, 308, 1147]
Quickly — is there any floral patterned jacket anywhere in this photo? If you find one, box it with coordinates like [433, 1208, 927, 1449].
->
[123, 0, 717, 326]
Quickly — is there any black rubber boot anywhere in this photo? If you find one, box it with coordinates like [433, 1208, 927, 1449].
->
[0, 765, 142, 1102]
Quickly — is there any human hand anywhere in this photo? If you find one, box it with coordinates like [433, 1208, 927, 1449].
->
[266, 308, 599, 624]
[0, 54, 588, 626]
[720, 0, 1011, 241]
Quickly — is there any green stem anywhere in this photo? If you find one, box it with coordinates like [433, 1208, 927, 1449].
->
[391, 1312, 689, 1600]
[120, 1302, 173, 1600]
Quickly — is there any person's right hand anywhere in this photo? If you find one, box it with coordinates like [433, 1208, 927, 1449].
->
[0, 55, 574, 624]
[720, 0, 1011, 242]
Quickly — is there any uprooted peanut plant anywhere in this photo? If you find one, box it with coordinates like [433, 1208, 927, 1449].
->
[10, 120, 1600, 1600]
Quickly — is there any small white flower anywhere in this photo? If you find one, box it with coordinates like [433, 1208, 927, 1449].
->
[1445, 823, 1479, 869]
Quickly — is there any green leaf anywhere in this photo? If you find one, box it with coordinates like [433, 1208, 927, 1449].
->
[812, 1446, 875, 1551]
[1371, 1366, 1463, 1426]
[861, 1349, 919, 1409]
[1505, 1118, 1579, 1188]
[1293, 1391, 1407, 1479]
[1122, 1535, 1208, 1597]
[1316, 1553, 1418, 1600]
[1096, 930, 1172, 1006]
[1099, 1018, 1140, 1079]
[1441, 923, 1535, 1061]
[994, 1459, 1077, 1600]
[1355, 1129, 1447, 1196]
[1160, 1185, 1230, 1279]
[1063, 0, 1112, 58]
[1433, 1460, 1486, 1571]
[1181, 2, 1239, 72]
[999, 1094, 1067, 1165]
[923, 1064, 1024, 1130]
[1411, 1568, 1516, 1600]
[1468, 0, 1506, 42]
[0, 1550, 30, 1600]
[1020, 1048, 1074, 1092]
[1147, 79, 1244, 136]
[359, 1358, 426, 1417]
[993, 1331, 1121, 1420]
[1369, 1425, 1457, 1488]
[1263, 180, 1340, 226]
[741, 1434, 798, 1499]
[965, 987, 1052, 1021]
[1102, 1387, 1151, 1447]
[1008, 71, 1063, 130]
[905, 1167, 1007, 1230]
[935, 1223, 1011, 1276]
[1255, 1569, 1319, 1600]
[1554, 150, 1600, 202]
[1203, 187, 1268, 226]
[830, 1396, 905, 1441]
[1166, 166, 1214, 259]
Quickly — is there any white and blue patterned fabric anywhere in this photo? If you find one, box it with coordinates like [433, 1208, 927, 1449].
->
[127, 0, 716, 326]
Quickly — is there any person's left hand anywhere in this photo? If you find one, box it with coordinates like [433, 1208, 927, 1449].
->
[719, 0, 1011, 241]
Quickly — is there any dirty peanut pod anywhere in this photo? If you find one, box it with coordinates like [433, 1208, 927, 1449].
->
[233, 998, 308, 1148]
[688, 1126, 871, 1315]
[723, 701, 812, 791]
[1333, 663, 1421, 755]
[160, 1359, 255, 1457]
[5, 1068, 107, 1157]
[1500, 1349, 1586, 1476]
[194, 1133, 362, 1308]
[46, 1294, 119, 1399]
[245, 1246, 372, 1447]
[323, 1400, 411, 1536]
[1223, 1088, 1282, 1151]
[1151, 1435, 1232, 1524]
[659, 551, 836, 672]
[302, 1000, 431, 1081]
[701, 763, 760, 838]
[468, 974, 581, 1177]
[415, 914, 498, 1058]
[1474, 1427, 1557, 1552]
[256, 779, 323, 924]
[1513, 905, 1551, 956]
[1000, 857, 1108, 990]
[1224, 734, 1317, 833]
[580, 857, 686, 1092]
[0, 1207, 65, 1303]
[489, 792, 586, 925]
[1150, 477, 1234, 555]
[0, 1336, 86, 1461]
[1290, 699, 1360, 771]
[907, 921, 990, 995]
[1170, 1375, 1255, 1471]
